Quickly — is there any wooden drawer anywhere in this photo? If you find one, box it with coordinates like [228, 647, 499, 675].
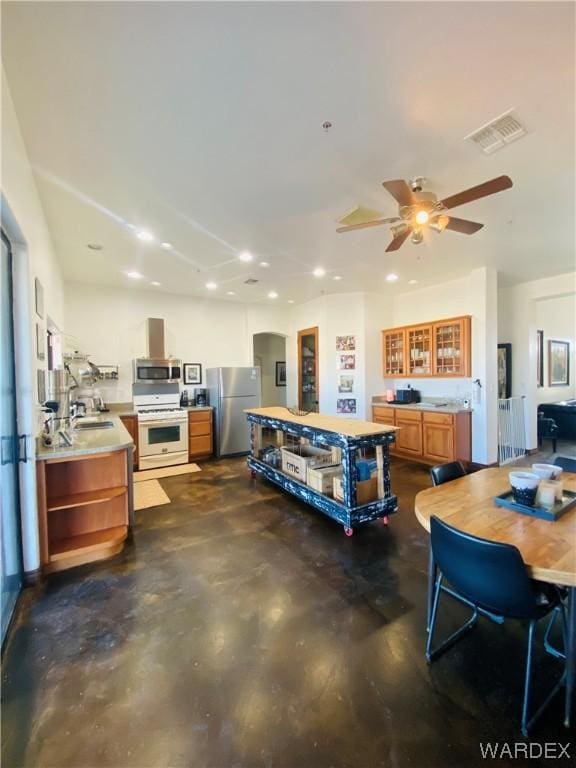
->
[395, 408, 422, 422]
[189, 435, 212, 457]
[423, 411, 454, 426]
[372, 406, 395, 423]
[189, 421, 211, 437]
[188, 410, 211, 423]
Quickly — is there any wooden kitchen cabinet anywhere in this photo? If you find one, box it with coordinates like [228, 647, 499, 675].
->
[119, 414, 138, 469]
[37, 449, 130, 574]
[371, 406, 471, 465]
[382, 329, 407, 377]
[382, 315, 471, 378]
[188, 410, 213, 460]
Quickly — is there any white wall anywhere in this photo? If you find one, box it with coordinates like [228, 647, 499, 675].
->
[286, 292, 370, 418]
[253, 333, 287, 407]
[498, 273, 576, 449]
[535, 294, 575, 404]
[2, 66, 66, 574]
[64, 282, 289, 403]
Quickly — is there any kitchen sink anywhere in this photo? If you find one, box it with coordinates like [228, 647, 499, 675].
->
[74, 420, 114, 430]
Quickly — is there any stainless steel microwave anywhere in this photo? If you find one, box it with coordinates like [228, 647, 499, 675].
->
[133, 358, 182, 383]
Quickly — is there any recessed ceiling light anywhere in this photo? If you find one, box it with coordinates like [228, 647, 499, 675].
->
[287, 299, 295, 304]
[160, 242, 172, 250]
[386, 273, 399, 282]
[86, 243, 103, 251]
[333, 275, 342, 281]
[268, 291, 278, 299]
[408, 279, 419, 285]
[150, 281, 161, 287]
[206, 281, 218, 290]
[259, 261, 270, 268]
[125, 270, 143, 280]
[239, 251, 253, 262]
[136, 230, 154, 242]
[226, 291, 236, 296]
[313, 267, 326, 278]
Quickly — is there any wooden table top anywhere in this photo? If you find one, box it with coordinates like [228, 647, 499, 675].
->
[244, 407, 398, 438]
[415, 467, 576, 587]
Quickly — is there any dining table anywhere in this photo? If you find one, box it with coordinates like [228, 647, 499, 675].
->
[414, 467, 576, 729]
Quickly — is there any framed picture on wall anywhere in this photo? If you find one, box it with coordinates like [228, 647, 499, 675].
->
[183, 363, 202, 385]
[548, 340, 570, 386]
[36, 323, 45, 361]
[497, 343, 511, 399]
[275, 361, 286, 387]
[34, 277, 44, 318]
[536, 330, 544, 387]
[337, 398, 356, 414]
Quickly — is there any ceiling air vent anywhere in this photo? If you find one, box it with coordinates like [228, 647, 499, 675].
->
[244, 278, 259, 285]
[465, 110, 527, 154]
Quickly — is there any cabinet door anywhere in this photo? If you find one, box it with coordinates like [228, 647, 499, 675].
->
[433, 316, 471, 377]
[406, 324, 433, 376]
[382, 329, 406, 377]
[423, 423, 454, 463]
[395, 418, 422, 455]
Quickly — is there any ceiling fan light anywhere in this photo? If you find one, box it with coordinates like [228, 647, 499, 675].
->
[415, 210, 429, 226]
[430, 214, 450, 233]
[411, 229, 424, 245]
[391, 223, 408, 238]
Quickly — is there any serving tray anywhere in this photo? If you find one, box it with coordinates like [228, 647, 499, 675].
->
[494, 489, 576, 522]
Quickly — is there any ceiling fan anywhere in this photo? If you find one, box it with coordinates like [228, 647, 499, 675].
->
[336, 175, 513, 252]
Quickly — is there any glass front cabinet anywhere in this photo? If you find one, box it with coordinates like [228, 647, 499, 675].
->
[298, 326, 319, 412]
[382, 316, 471, 378]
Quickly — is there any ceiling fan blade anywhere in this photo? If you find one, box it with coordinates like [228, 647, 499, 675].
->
[336, 218, 400, 233]
[337, 205, 385, 227]
[439, 175, 513, 210]
[382, 179, 415, 207]
[443, 216, 484, 234]
[385, 228, 411, 252]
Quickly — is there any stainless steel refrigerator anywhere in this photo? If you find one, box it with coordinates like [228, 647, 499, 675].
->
[206, 367, 261, 457]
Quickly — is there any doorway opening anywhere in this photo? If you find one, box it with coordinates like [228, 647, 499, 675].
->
[253, 333, 287, 408]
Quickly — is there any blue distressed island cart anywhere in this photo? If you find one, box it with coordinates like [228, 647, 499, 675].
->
[245, 407, 398, 536]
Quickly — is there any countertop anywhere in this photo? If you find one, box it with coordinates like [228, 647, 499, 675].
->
[245, 406, 397, 438]
[36, 415, 134, 461]
[371, 397, 472, 415]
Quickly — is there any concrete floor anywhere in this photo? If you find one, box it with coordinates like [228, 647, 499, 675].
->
[2, 453, 573, 768]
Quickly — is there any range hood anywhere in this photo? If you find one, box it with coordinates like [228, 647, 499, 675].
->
[146, 317, 167, 359]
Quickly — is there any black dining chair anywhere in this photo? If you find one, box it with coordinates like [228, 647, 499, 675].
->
[553, 455, 576, 473]
[426, 516, 567, 736]
[430, 461, 466, 487]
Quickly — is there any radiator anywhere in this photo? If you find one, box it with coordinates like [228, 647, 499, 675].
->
[498, 397, 527, 465]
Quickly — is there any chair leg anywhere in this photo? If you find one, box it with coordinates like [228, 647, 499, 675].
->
[552, 439, 557, 452]
[544, 607, 566, 660]
[426, 573, 478, 663]
[521, 620, 537, 737]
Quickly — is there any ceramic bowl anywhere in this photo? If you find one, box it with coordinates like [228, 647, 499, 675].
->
[532, 463, 563, 480]
[509, 471, 540, 506]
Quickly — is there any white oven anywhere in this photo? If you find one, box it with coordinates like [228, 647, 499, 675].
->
[138, 413, 188, 470]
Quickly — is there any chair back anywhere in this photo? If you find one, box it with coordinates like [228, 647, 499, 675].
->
[430, 516, 541, 619]
[554, 456, 576, 473]
[430, 461, 466, 487]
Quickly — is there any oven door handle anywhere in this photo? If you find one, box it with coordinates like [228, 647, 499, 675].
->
[139, 419, 187, 428]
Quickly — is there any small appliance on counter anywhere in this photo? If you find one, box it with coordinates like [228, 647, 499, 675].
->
[180, 390, 189, 407]
[194, 388, 207, 407]
[393, 387, 421, 404]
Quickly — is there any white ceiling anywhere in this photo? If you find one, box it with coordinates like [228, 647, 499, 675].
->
[2, 1, 575, 304]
